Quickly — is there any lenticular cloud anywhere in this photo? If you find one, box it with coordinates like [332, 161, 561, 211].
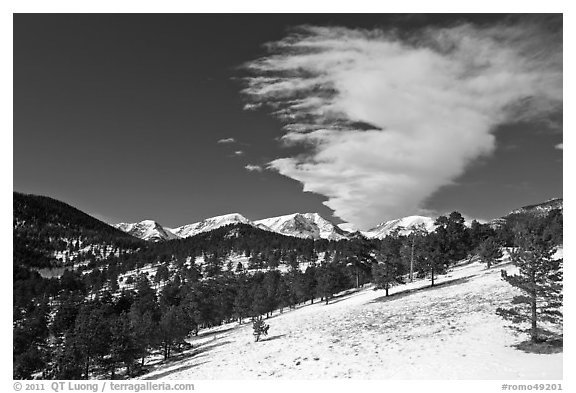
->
[242, 20, 562, 229]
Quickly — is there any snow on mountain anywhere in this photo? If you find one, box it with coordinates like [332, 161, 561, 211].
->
[255, 213, 348, 241]
[114, 220, 179, 242]
[363, 215, 436, 239]
[171, 213, 252, 238]
[510, 198, 563, 216]
[489, 198, 563, 229]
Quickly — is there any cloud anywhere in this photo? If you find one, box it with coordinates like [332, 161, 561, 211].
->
[217, 137, 236, 144]
[245, 164, 264, 172]
[555, 143, 563, 150]
[242, 19, 562, 229]
[234, 150, 244, 156]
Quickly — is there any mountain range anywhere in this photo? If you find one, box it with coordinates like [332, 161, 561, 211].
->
[114, 212, 438, 242]
[113, 197, 563, 242]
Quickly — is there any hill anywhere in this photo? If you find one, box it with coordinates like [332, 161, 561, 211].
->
[13, 192, 143, 269]
[137, 254, 563, 379]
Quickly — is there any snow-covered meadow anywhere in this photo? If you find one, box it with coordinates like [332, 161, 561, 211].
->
[138, 256, 562, 380]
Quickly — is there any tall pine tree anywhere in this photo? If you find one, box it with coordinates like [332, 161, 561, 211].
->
[372, 234, 405, 296]
[496, 226, 563, 342]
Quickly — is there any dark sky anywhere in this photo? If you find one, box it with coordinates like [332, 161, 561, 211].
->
[14, 14, 562, 228]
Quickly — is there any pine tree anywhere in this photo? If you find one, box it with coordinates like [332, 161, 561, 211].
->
[419, 232, 449, 287]
[275, 277, 291, 313]
[129, 275, 160, 367]
[129, 307, 158, 368]
[469, 220, 496, 250]
[477, 237, 503, 268]
[159, 305, 190, 360]
[262, 271, 280, 317]
[252, 316, 269, 342]
[73, 304, 111, 379]
[316, 263, 340, 304]
[496, 227, 563, 342]
[13, 301, 50, 379]
[434, 212, 470, 263]
[50, 331, 84, 379]
[372, 235, 405, 296]
[301, 265, 317, 304]
[251, 284, 268, 317]
[108, 313, 139, 378]
[232, 275, 252, 323]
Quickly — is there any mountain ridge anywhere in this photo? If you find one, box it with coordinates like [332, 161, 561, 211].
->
[115, 220, 179, 242]
[112, 197, 564, 242]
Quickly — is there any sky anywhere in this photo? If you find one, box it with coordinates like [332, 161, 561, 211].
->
[13, 14, 563, 230]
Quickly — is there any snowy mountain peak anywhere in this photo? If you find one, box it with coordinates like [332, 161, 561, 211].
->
[255, 212, 348, 240]
[114, 220, 179, 242]
[363, 215, 436, 239]
[171, 213, 252, 238]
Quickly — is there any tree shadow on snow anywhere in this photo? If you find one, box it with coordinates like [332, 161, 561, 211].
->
[513, 335, 563, 354]
[369, 277, 471, 304]
[142, 340, 232, 379]
[261, 334, 286, 342]
[325, 287, 371, 305]
[194, 325, 237, 340]
[142, 358, 211, 380]
[193, 340, 233, 356]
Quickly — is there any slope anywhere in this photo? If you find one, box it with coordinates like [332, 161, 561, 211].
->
[13, 192, 142, 268]
[138, 256, 562, 380]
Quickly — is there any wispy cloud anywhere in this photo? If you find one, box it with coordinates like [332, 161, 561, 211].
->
[242, 18, 562, 229]
[217, 137, 236, 144]
[245, 164, 264, 172]
[234, 150, 244, 156]
[555, 143, 563, 150]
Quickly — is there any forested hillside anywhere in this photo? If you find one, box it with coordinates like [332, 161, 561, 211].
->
[13, 192, 563, 380]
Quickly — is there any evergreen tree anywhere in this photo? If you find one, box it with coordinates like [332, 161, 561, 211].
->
[477, 238, 503, 268]
[50, 331, 84, 379]
[275, 276, 291, 313]
[497, 227, 563, 342]
[158, 305, 190, 360]
[372, 235, 405, 296]
[13, 301, 50, 379]
[129, 275, 160, 367]
[434, 212, 470, 263]
[251, 284, 268, 317]
[419, 232, 449, 287]
[203, 253, 223, 277]
[73, 304, 111, 379]
[129, 307, 159, 368]
[301, 265, 318, 304]
[155, 264, 170, 284]
[262, 271, 280, 317]
[285, 250, 299, 271]
[232, 274, 252, 323]
[252, 316, 269, 342]
[316, 263, 340, 304]
[469, 220, 496, 250]
[248, 253, 264, 270]
[107, 313, 139, 378]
